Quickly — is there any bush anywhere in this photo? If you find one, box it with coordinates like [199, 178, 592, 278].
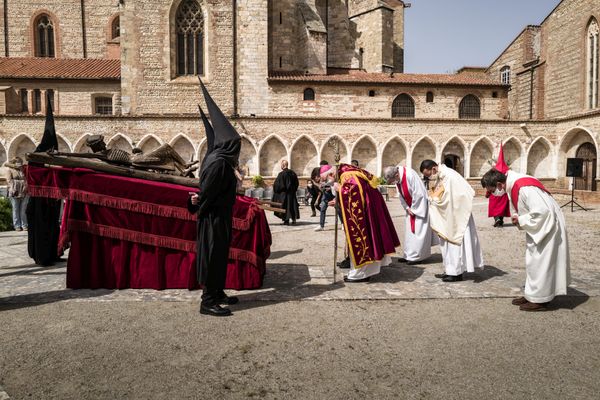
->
[251, 175, 264, 188]
[377, 176, 388, 186]
[0, 197, 13, 232]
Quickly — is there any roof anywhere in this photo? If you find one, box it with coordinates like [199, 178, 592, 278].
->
[269, 68, 505, 87]
[0, 57, 121, 80]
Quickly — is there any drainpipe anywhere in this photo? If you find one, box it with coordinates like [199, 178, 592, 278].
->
[3, 0, 8, 56]
[325, 0, 328, 69]
[81, 0, 87, 58]
[232, 0, 238, 117]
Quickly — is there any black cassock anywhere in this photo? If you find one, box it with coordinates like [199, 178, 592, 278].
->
[26, 197, 62, 266]
[272, 168, 300, 222]
[188, 151, 237, 302]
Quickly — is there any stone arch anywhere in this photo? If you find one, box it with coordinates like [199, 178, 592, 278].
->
[170, 134, 196, 163]
[527, 137, 552, 178]
[469, 137, 494, 178]
[0, 141, 7, 167]
[441, 136, 466, 176]
[381, 136, 407, 170]
[259, 135, 287, 177]
[56, 133, 72, 152]
[8, 134, 37, 160]
[411, 136, 436, 172]
[290, 135, 318, 177]
[138, 134, 163, 154]
[502, 136, 524, 173]
[107, 133, 133, 153]
[351, 135, 377, 174]
[73, 134, 93, 153]
[320, 135, 349, 166]
[558, 127, 598, 190]
[239, 136, 258, 176]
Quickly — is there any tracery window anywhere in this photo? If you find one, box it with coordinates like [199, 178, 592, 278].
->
[175, 0, 204, 76]
[35, 14, 55, 57]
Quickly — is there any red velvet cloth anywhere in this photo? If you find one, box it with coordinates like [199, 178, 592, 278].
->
[26, 165, 271, 290]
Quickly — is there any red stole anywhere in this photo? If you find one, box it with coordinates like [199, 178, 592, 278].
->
[399, 171, 416, 233]
[511, 177, 550, 213]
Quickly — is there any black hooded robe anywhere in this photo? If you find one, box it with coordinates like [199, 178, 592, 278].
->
[27, 93, 62, 266]
[272, 168, 300, 223]
[188, 141, 239, 303]
[26, 197, 62, 266]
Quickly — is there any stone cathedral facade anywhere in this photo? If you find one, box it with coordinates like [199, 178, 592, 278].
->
[0, 0, 598, 194]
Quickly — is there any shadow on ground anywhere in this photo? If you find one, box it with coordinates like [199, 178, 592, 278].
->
[549, 288, 590, 310]
[0, 289, 115, 311]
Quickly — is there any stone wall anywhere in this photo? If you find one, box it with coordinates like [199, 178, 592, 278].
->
[120, 0, 236, 116]
[2, 113, 596, 181]
[541, 0, 600, 118]
[267, 83, 507, 119]
[0, 0, 119, 58]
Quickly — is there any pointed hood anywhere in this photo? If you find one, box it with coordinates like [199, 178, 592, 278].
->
[198, 77, 241, 168]
[199, 77, 240, 146]
[35, 92, 59, 152]
[495, 143, 509, 174]
[198, 105, 215, 155]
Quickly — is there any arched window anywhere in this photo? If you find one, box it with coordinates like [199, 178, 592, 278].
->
[587, 19, 599, 109]
[303, 88, 315, 101]
[175, 0, 204, 76]
[459, 95, 480, 119]
[392, 94, 415, 118]
[500, 66, 511, 85]
[35, 14, 55, 57]
[111, 16, 120, 40]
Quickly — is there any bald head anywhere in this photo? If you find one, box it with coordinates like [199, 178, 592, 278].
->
[280, 159, 289, 170]
[383, 166, 399, 185]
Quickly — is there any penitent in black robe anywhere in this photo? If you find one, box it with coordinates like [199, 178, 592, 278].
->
[26, 197, 62, 266]
[272, 168, 300, 222]
[188, 142, 239, 300]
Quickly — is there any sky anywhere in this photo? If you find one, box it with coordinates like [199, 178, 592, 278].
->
[404, 0, 562, 73]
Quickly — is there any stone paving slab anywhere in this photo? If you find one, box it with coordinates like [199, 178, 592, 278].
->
[1, 199, 598, 305]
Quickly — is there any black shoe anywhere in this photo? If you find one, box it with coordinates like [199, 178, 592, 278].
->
[283, 221, 290, 226]
[442, 274, 463, 282]
[434, 273, 448, 279]
[397, 258, 408, 263]
[311, 212, 316, 217]
[406, 260, 421, 266]
[291, 220, 297, 225]
[344, 276, 370, 283]
[217, 295, 239, 305]
[337, 258, 351, 269]
[200, 303, 232, 316]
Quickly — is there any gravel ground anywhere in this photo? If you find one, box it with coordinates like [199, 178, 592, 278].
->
[1, 298, 599, 400]
[1, 196, 599, 399]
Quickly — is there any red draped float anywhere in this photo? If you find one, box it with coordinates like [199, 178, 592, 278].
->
[26, 165, 271, 290]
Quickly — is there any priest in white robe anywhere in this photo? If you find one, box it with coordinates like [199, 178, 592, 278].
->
[383, 165, 435, 264]
[420, 160, 484, 282]
[481, 168, 571, 311]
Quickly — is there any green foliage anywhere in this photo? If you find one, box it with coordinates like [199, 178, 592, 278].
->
[377, 176, 388, 186]
[251, 175, 264, 188]
[0, 197, 13, 232]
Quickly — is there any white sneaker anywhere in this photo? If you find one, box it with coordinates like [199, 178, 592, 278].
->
[314, 226, 324, 231]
